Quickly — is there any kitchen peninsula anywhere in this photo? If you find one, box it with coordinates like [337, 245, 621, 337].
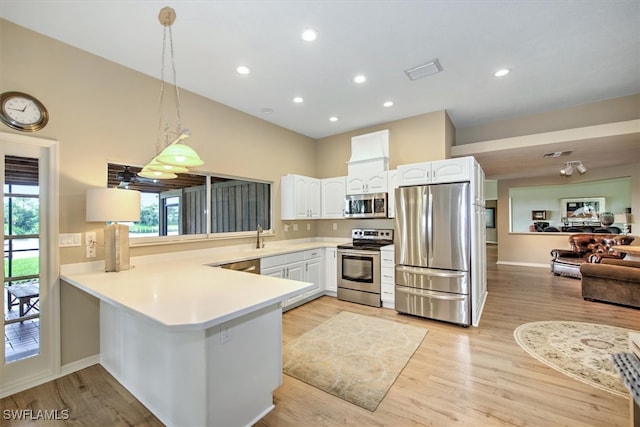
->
[61, 249, 316, 427]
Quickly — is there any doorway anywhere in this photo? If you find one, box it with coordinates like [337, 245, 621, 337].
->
[1, 132, 59, 397]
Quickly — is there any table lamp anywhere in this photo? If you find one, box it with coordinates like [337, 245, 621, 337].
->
[614, 213, 633, 235]
[86, 188, 141, 272]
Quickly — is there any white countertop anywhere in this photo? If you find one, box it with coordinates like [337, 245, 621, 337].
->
[60, 239, 346, 332]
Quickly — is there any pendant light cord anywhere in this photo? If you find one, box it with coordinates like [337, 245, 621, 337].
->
[156, 14, 184, 152]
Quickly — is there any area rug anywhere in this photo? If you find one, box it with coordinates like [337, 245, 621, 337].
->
[283, 311, 428, 411]
[513, 321, 634, 397]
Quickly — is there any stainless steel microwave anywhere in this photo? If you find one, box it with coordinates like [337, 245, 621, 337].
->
[344, 193, 388, 218]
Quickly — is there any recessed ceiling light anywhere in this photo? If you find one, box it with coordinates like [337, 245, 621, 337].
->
[353, 75, 366, 84]
[293, 96, 304, 103]
[301, 28, 318, 42]
[261, 108, 273, 114]
[493, 68, 510, 77]
[383, 101, 394, 107]
[329, 116, 338, 122]
[236, 65, 251, 75]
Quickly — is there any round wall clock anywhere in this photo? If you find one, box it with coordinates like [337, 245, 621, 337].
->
[0, 91, 49, 132]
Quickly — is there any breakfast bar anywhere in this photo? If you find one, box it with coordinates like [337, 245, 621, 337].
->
[61, 255, 314, 427]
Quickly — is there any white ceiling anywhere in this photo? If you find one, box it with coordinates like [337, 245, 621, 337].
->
[1, 1, 639, 179]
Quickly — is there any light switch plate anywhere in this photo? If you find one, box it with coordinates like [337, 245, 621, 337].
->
[59, 233, 82, 247]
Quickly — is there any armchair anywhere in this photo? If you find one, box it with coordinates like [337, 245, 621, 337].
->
[550, 233, 635, 278]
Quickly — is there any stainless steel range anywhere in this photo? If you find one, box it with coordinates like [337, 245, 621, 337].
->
[337, 228, 393, 307]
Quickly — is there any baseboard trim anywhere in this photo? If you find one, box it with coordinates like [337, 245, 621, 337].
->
[0, 354, 100, 399]
[60, 354, 100, 376]
[496, 261, 549, 268]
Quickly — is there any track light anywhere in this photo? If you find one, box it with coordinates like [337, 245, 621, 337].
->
[561, 164, 573, 176]
[576, 162, 587, 174]
[560, 161, 587, 176]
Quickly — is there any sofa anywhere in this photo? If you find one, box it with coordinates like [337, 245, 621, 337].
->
[580, 258, 640, 308]
[550, 233, 635, 278]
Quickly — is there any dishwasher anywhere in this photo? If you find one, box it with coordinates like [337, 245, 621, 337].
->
[218, 259, 261, 274]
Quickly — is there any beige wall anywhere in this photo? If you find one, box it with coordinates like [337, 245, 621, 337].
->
[456, 94, 640, 144]
[2, 20, 454, 365]
[497, 163, 640, 266]
[1, 19, 321, 364]
[315, 110, 451, 178]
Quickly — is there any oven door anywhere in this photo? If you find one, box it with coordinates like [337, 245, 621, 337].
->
[337, 249, 381, 293]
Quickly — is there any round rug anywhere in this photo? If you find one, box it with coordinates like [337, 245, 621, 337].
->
[513, 321, 632, 397]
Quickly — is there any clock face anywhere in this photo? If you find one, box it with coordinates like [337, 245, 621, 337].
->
[0, 91, 49, 132]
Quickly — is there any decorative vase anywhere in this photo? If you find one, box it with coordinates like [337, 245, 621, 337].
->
[600, 211, 615, 226]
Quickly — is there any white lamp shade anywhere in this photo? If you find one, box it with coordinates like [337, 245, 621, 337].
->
[86, 188, 141, 222]
[614, 213, 633, 224]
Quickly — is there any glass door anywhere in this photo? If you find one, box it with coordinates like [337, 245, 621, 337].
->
[1, 134, 59, 396]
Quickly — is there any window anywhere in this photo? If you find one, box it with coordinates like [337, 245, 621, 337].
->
[4, 156, 41, 362]
[107, 163, 271, 240]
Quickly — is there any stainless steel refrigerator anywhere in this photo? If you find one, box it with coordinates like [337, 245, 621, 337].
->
[394, 183, 471, 325]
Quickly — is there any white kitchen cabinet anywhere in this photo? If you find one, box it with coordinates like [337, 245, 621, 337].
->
[397, 157, 476, 186]
[473, 160, 485, 206]
[303, 249, 323, 298]
[346, 172, 388, 195]
[387, 169, 398, 218]
[397, 162, 432, 186]
[262, 252, 305, 308]
[261, 249, 324, 309]
[431, 157, 473, 183]
[380, 245, 395, 308]
[471, 205, 487, 327]
[324, 247, 337, 295]
[321, 176, 346, 218]
[281, 174, 320, 220]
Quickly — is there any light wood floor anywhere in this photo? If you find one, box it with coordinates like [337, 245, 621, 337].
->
[2, 245, 638, 426]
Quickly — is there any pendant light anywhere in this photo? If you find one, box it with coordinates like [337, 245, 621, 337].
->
[139, 6, 204, 180]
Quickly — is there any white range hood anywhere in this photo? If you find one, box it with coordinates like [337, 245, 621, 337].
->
[347, 129, 389, 176]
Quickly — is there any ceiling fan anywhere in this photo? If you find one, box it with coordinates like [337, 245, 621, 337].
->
[116, 165, 157, 188]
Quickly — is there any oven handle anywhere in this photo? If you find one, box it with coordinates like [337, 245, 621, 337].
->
[337, 249, 380, 257]
[396, 286, 467, 301]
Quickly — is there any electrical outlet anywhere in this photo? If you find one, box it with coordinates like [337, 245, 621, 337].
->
[333, 223, 337, 230]
[307, 223, 311, 231]
[284, 224, 289, 232]
[293, 224, 298, 231]
[85, 231, 96, 258]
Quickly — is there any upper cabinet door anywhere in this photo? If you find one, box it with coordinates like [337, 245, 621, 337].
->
[307, 178, 321, 218]
[431, 158, 472, 183]
[346, 173, 388, 195]
[281, 174, 320, 220]
[321, 177, 346, 218]
[397, 162, 432, 186]
[366, 172, 387, 193]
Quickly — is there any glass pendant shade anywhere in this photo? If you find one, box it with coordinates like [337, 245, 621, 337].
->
[146, 157, 189, 173]
[156, 143, 205, 167]
[138, 166, 177, 180]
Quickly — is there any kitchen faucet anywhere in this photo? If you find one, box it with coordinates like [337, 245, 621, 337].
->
[256, 224, 263, 249]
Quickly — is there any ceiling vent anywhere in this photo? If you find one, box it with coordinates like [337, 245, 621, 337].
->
[543, 150, 573, 158]
[404, 59, 442, 81]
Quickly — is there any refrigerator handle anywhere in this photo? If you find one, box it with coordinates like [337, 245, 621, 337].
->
[426, 187, 433, 266]
[396, 286, 467, 301]
[396, 265, 467, 278]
